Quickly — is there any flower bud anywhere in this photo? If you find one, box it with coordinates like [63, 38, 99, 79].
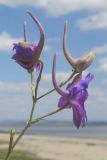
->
[75, 51, 96, 72]
[12, 12, 45, 73]
[63, 21, 96, 73]
[11, 129, 16, 136]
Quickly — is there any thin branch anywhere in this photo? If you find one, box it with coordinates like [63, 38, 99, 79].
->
[37, 70, 76, 101]
[31, 106, 66, 124]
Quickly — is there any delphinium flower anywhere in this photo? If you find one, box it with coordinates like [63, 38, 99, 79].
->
[63, 21, 96, 73]
[5, 12, 45, 160]
[52, 54, 94, 128]
[12, 12, 45, 73]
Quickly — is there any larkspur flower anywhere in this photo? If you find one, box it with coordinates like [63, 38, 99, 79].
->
[12, 12, 45, 73]
[63, 21, 96, 73]
[52, 54, 94, 128]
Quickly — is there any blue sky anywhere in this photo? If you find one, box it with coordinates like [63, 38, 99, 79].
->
[0, 0, 107, 122]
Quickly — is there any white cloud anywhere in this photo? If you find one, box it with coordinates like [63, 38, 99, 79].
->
[0, 78, 55, 121]
[93, 43, 107, 54]
[42, 71, 72, 82]
[43, 45, 52, 52]
[97, 57, 107, 72]
[0, 81, 30, 93]
[42, 70, 88, 83]
[45, 0, 107, 17]
[0, 75, 107, 121]
[0, 0, 47, 7]
[89, 87, 107, 103]
[0, 71, 88, 95]
[0, 0, 107, 17]
[76, 11, 107, 31]
[87, 87, 107, 121]
[0, 71, 72, 94]
[43, 37, 58, 53]
[102, 79, 107, 85]
[0, 32, 53, 53]
[0, 32, 22, 52]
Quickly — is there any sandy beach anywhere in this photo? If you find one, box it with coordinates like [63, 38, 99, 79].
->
[0, 133, 107, 160]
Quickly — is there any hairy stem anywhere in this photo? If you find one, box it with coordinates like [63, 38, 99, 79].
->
[31, 106, 66, 124]
[37, 70, 76, 101]
[5, 130, 14, 160]
[12, 101, 35, 150]
[5, 105, 66, 160]
[4, 62, 43, 160]
[34, 60, 43, 101]
[4, 66, 75, 160]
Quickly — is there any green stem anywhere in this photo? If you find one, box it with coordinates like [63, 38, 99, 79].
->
[4, 66, 75, 160]
[31, 72, 35, 101]
[37, 70, 76, 101]
[4, 62, 44, 160]
[34, 60, 43, 101]
[4, 98, 36, 160]
[11, 122, 29, 150]
[5, 104, 65, 160]
[29, 72, 35, 121]
[12, 65, 43, 149]
[5, 130, 14, 160]
[29, 101, 36, 122]
[31, 106, 66, 124]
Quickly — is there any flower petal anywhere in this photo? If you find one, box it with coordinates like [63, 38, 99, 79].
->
[80, 73, 94, 89]
[72, 89, 88, 102]
[35, 62, 41, 72]
[58, 97, 68, 108]
[71, 101, 87, 128]
[12, 12, 45, 73]
[72, 106, 81, 128]
[68, 73, 94, 93]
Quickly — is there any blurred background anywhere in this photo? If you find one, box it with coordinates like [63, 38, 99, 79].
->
[0, 0, 107, 160]
[0, 1, 107, 160]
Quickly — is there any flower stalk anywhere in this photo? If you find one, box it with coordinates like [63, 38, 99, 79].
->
[31, 106, 66, 124]
[4, 60, 43, 160]
[4, 11, 95, 160]
[37, 70, 76, 101]
[5, 130, 14, 160]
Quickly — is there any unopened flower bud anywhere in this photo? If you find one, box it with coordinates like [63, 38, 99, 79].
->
[63, 21, 96, 73]
[11, 129, 16, 136]
[75, 51, 96, 72]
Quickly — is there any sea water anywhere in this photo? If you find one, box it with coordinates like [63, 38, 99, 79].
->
[0, 120, 107, 139]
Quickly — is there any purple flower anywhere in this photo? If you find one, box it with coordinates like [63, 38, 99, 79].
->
[52, 54, 94, 128]
[12, 12, 45, 73]
[63, 21, 96, 72]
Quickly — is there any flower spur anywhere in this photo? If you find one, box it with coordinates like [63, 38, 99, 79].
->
[52, 54, 94, 128]
[63, 21, 96, 73]
[12, 12, 45, 73]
